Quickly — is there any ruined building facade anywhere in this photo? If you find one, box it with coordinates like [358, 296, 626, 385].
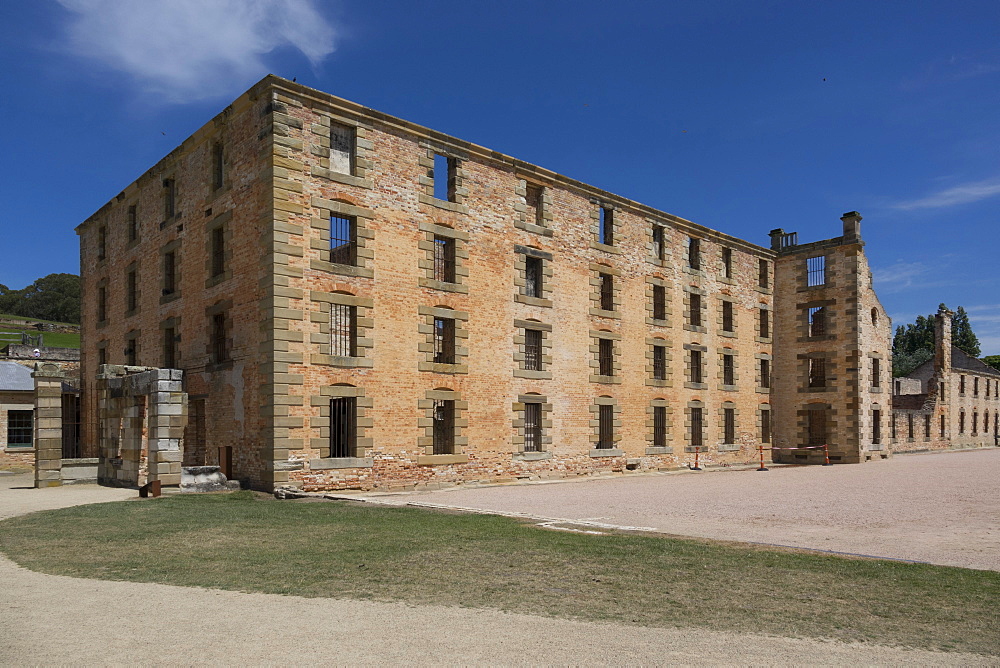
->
[892, 307, 1000, 451]
[76, 76, 891, 492]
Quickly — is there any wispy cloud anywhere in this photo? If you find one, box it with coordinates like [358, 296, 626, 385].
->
[901, 50, 1000, 91]
[871, 261, 930, 293]
[891, 176, 1000, 211]
[55, 0, 336, 102]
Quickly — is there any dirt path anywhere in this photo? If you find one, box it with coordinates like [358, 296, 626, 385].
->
[371, 449, 1000, 571]
[0, 472, 994, 664]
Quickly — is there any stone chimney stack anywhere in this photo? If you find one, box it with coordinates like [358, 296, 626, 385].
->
[769, 228, 785, 251]
[932, 305, 954, 399]
[841, 211, 862, 243]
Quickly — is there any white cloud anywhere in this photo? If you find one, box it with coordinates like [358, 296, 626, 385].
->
[891, 176, 1000, 211]
[56, 0, 336, 102]
[871, 261, 929, 293]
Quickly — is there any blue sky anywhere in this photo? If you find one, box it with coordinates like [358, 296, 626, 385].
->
[1, 1, 998, 353]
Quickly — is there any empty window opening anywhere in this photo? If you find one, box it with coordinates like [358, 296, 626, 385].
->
[960, 375, 966, 394]
[330, 216, 357, 266]
[808, 306, 826, 337]
[525, 256, 543, 298]
[163, 327, 177, 369]
[908, 413, 915, 438]
[599, 273, 614, 311]
[689, 293, 702, 327]
[722, 301, 734, 332]
[525, 184, 544, 226]
[758, 259, 769, 289]
[127, 205, 138, 242]
[433, 235, 456, 283]
[959, 411, 965, 434]
[329, 123, 356, 175]
[872, 358, 881, 388]
[433, 317, 456, 364]
[806, 256, 826, 286]
[432, 399, 455, 454]
[652, 285, 667, 320]
[597, 404, 614, 449]
[721, 248, 733, 278]
[653, 345, 667, 380]
[808, 358, 827, 388]
[524, 329, 543, 371]
[163, 251, 177, 296]
[212, 142, 224, 190]
[724, 408, 736, 444]
[330, 397, 357, 458]
[940, 414, 946, 437]
[524, 402, 542, 453]
[598, 338, 614, 377]
[97, 225, 107, 260]
[125, 335, 138, 367]
[211, 312, 229, 364]
[924, 414, 931, 438]
[688, 237, 701, 270]
[652, 225, 665, 260]
[807, 409, 827, 447]
[973, 411, 979, 435]
[761, 408, 772, 443]
[974, 377, 979, 396]
[163, 178, 176, 219]
[690, 349, 703, 384]
[433, 154, 457, 202]
[690, 407, 704, 447]
[97, 286, 107, 322]
[872, 409, 882, 444]
[126, 270, 137, 312]
[723, 354, 735, 385]
[211, 226, 226, 277]
[759, 308, 770, 338]
[599, 206, 614, 245]
[331, 304, 357, 358]
[760, 358, 771, 388]
[653, 405, 667, 447]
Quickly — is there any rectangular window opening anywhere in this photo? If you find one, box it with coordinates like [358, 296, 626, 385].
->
[329, 123, 356, 175]
[432, 399, 455, 454]
[524, 402, 542, 453]
[652, 285, 666, 320]
[807, 255, 826, 287]
[653, 405, 667, 447]
[690, 350, 703, 384]
[433, 154, 457, 202]
[723, 354, 735, 386]
[652, 225, 665, 261]
[653, 346, 667, 381]
[758, 259, 769, 289]
[211, 312, 229, 364]
[211, 226, 226, 278]
[598, 404, 614, 449]
[525, 256, 543, 298]
[808, 357, 827, 388]
[212, 142, 224, 190]
[759, 308, 770, 338]
[6, 410, 33, 447]
[690, 407, 704, 447]
[689, 293, 702, 327]
[126, 270, 137, 312]
[598, 338, 614, 377]
[330, 304, 357, 358]
[761, 409, 771, 443]
[163, 179, 176, 219]
[722, 301, 734, 332]
[808, 306, 826, 337]
[433, 235, 456, 283]
[433, 317, 456, 364]
[872, 358, 881, 388]
[163, 251, 176, 296]
[329, 215, 357, 266]
[127, 205, 138, 242]
[524, 329, 543, 371]
[808, 409, 827, 447]
[330, 397, 357, 458]
[724, 408, 735, 444]
[760, 358, 771, 389]
[599, 273, 614, 311]
[525, 184, 544, 226]
[688, 237, 701, 270]
[872, 409, 882, 444]
[163, 327, 176, 369]
[599, 206, 614, 245]
[721, 248, 732, 278]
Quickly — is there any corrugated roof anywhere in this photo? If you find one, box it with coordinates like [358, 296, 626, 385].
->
[0, 361, 34, 391]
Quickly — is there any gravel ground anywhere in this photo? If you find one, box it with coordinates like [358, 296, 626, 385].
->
[1, 463, 996, 665]
[372, 449, 1000, 571]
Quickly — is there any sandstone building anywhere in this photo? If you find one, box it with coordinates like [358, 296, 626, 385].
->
[76, 75, 892, 491]
[892, 307, 1000, 451]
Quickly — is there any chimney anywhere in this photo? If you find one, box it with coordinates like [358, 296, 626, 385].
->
[841, 211, 862, 243]
[769, 228, 785, 251]
[931, 306, 954, 400]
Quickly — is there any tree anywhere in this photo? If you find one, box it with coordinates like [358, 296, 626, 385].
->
[951, 306, 981, 358]
[0, 273, 80, 323]
[983, 356, 1000, 372]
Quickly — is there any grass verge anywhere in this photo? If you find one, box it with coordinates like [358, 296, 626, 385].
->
[0, 326, 80, 349]
[1, 492, 997, 655]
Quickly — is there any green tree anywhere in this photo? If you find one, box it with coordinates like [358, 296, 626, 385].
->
[983, 355, 1000, 372]
[951, 306, 981, 357]
[891, 303, 983, 376]
[0, 274, 80, 323]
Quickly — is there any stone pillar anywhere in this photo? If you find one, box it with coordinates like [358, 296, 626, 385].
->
[147, 369, 186, 487]
[33, 363, 65, 488]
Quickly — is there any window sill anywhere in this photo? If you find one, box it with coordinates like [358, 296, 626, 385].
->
[684, 382, 707, 390]
[756, 387, 771, 393]
[719, 330, 737, 338]
[513, 451, 551, 461]
[160, 291, 180, 305]
[869, 387, 883, 393]
[645, 317, 670, 327]
[125, 309, 140, 319]
[514, 221, 553, 237]
[589, 448, 623, 458]
[417, 454, 469, 465]
[589, 374, 621, 385]
[719, 384, 738, 392]
[589, 241, 621, 255]
[799, 386, 836, 393]
[513, 369, 552, 380]
[755, 336, 772, 344]
[310, 457, 373, 470]
[718, 276, 735, 285]
[418, 193, 468, 215]
[682, 266, 705, 277]
[419, 277, 468, 294]
[515, 294, 552, 308]
[311, 354, 373, 368]
[645, 446, 673, 455]
[418, 362, 468, 374]
[717, 443, 739, 452]
[589, 307, 620, 319]
[310, 166, 373, 189]
[645, 379, 672, 388]
[683, 324, 707, 333]
[310, 259, 374, 279]
[205, 272, 231, 289]
[684, 446, 707, 453]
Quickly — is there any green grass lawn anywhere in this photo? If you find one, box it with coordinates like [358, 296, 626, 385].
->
[0, 326, 80, 349]
[1, 492, 997, 655]
[0, 313, 77, 327]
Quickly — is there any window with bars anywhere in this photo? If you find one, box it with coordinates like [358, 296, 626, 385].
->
[759, 308, 770, 338]
[525, 256, 543, 298]
[126, 270, 137, 313]
[163, 178, 176, 219]
[722, 301, 734, 332]
[598, 338, 614, 376]
[721, 248, 732, 278]
[806, 256, 826, 286]
[808, 306, 826, 337]
[723, 354, 735, 385]
[653, 405, 667, 447]
[433, 236, 456, 283]
[652, 285, 666, 320]
[6, 410, 32, 446]
[652, 225, 665, 260]
[433, 154, 457, 202]
[524, 402, 542, 453]
[127, 205, 138, 242]
[653, 345, 667, 380]
[689, 293, 702, 327]
[807, 409, 827, 447]
[872, 358, 881, 388]
[597, 404, 614, 449]
[808, 358, 827, 388]
[97, 286, 107, 322]
[758, 259, 769, 289]
[211, 312, 229, 364]
[433, 317, 456, 364]
[211, 226, 225, 278]
[212, 142, 224, 190]
[690, 349, 703, 384]
[599, 206, 614, 245]
[873, 409, 882, 444]
[599, 273, 614, 311]
[432, 399, 455, 454]
[723, 408, 735, 444]
[330, 304, 357, 357]
[524, 329, 543, 371]
[760, 358, 771, 388]
[688, 237, 701, 270]
[690, 407, 704, 447]
[163, 251, 176, 296]
[329, 216, 357, 266]
[163, 327, 177, 369]
[330, 397, 357, 458]
[761, 408, 771, 443]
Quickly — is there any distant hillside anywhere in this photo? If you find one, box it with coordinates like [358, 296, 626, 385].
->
[0, 273, 80, 324]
